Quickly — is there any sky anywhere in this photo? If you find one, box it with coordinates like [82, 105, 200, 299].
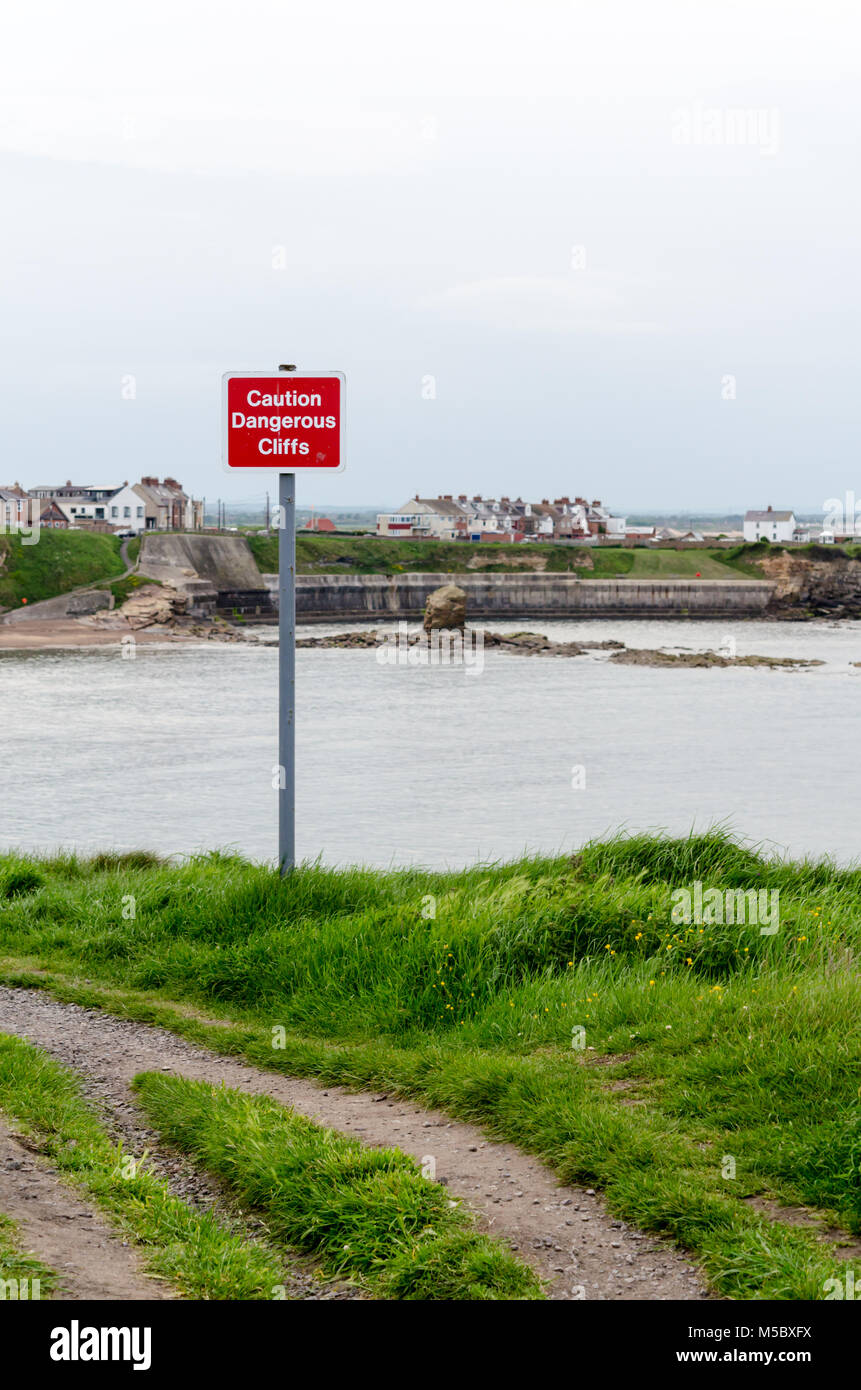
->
[1, 0, 859, 512]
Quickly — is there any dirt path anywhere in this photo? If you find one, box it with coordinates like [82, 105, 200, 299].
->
[0, 986, 709, 1301]
[0, 1122, 172, 1300]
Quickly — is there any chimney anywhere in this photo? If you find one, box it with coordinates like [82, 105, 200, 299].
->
[472, 495, 482, 501]
[443, 494, 453, 500]
[767, 504, 773, 511]
[592, 499, 601, 507]
[458, 494, 467, 502]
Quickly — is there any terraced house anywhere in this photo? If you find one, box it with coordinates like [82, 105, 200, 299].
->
[376, 493, 627, 542]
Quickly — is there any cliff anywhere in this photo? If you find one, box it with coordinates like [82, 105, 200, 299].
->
[757, 547, 861, 618]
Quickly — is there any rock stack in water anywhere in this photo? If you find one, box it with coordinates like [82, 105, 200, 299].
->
[423, 583, 467, 633]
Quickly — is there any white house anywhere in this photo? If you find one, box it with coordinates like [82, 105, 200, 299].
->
[743, 507, 797, 544]
[103, 483, 147, 533]
[376, 496, 468, 540]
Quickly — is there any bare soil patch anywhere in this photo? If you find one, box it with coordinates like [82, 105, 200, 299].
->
[0, 1121, 173, 1301]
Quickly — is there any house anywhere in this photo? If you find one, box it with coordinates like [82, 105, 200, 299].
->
[377, 496, 469, 540]
[303, 515, 337, 532]
[462, 496, 512, 541]
[28, 481, 117, 503]
[39, 501, 70, 529]
[133, 478, 203, 531]
[100, 482, 147, 532]
[584, 499, 627, 538]
[744, 507, 797, 544]
[0, 486, 35, 532]
[376, 492, 628, 543]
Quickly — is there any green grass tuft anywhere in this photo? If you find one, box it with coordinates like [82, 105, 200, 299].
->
[133, 1073, 543, 1300]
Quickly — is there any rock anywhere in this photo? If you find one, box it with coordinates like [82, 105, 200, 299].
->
[609, 647, 822, 669]
[118, 584, 187, 630]
[66, 590, 112, 616]
[757, 548, 861, 618]
[423, 584, 466, 632]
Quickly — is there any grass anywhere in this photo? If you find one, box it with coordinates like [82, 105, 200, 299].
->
[0, 1211, 56, 1297]
[0, 829, 858, 1298]
[582, 548, 759, 580]
[0, 1033, 293, 1299]
[249, 533, 765, 581]
[251, 533, 598, 575]
[0, 531, 125, 610]
[133, 1073, 543, 1300]
[97, 573, 161, 607]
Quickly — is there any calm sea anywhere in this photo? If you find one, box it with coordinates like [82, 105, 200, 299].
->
[2, 617, 859, 868]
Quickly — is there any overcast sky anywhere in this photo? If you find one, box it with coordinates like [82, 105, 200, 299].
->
[2, 0, 859, 511]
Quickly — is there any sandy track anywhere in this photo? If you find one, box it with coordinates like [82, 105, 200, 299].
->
[0, 986, 709, 1301]
[0, 1122, 173, 1300]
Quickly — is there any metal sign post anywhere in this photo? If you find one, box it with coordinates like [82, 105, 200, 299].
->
[278, 468, 296, 874]
[222, 365, 345, 876]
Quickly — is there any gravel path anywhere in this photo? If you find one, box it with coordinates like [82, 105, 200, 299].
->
[0, 986, 710, 1301]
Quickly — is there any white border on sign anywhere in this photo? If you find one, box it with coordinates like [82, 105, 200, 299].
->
[221, 371, 346, 476]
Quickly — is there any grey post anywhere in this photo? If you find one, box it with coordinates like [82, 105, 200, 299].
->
[278, 469, 296, 873]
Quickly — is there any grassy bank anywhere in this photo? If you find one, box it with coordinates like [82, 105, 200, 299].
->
[0, 532, 125, 610]
[0, 830, 858, 1298]
[250, 533, 757, 581]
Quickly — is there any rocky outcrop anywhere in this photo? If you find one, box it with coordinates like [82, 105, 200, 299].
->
[116, 584, 187, 630]
[423, 583, 467, 631]
[609, 648, 822, 669]
[759, 549, 861, 618]
[295, 629, 819, 668]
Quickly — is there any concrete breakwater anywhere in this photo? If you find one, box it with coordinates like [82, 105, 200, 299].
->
[291, 573, 774, 621]
[141, 534, 274, 616]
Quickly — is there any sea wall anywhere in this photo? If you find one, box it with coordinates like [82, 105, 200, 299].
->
[140, 534, 274, 615]
[293, 574, 774, 621]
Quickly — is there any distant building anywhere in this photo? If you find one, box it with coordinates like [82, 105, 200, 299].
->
[102, 483, 147, 532]
[303, 515, 336, 532]
[0, 486, 33, 531]
[134, 478, 203, 531]
[38, 501, 70, 529]
[376, 493, 626, 543]
[377, 497, 469, 540]
[743, 507, 797, 543]
[26, 479, 201, 534]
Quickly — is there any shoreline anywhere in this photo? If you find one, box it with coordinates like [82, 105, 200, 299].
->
[0, 619, 217, 650]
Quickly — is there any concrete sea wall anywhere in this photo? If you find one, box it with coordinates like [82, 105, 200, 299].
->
[293, 573, 774, 621]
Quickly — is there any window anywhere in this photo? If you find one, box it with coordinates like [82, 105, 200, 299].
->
[136, 506, 143, 517]
[111, 506, 118, 517]
[123, 506, 130, 517]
